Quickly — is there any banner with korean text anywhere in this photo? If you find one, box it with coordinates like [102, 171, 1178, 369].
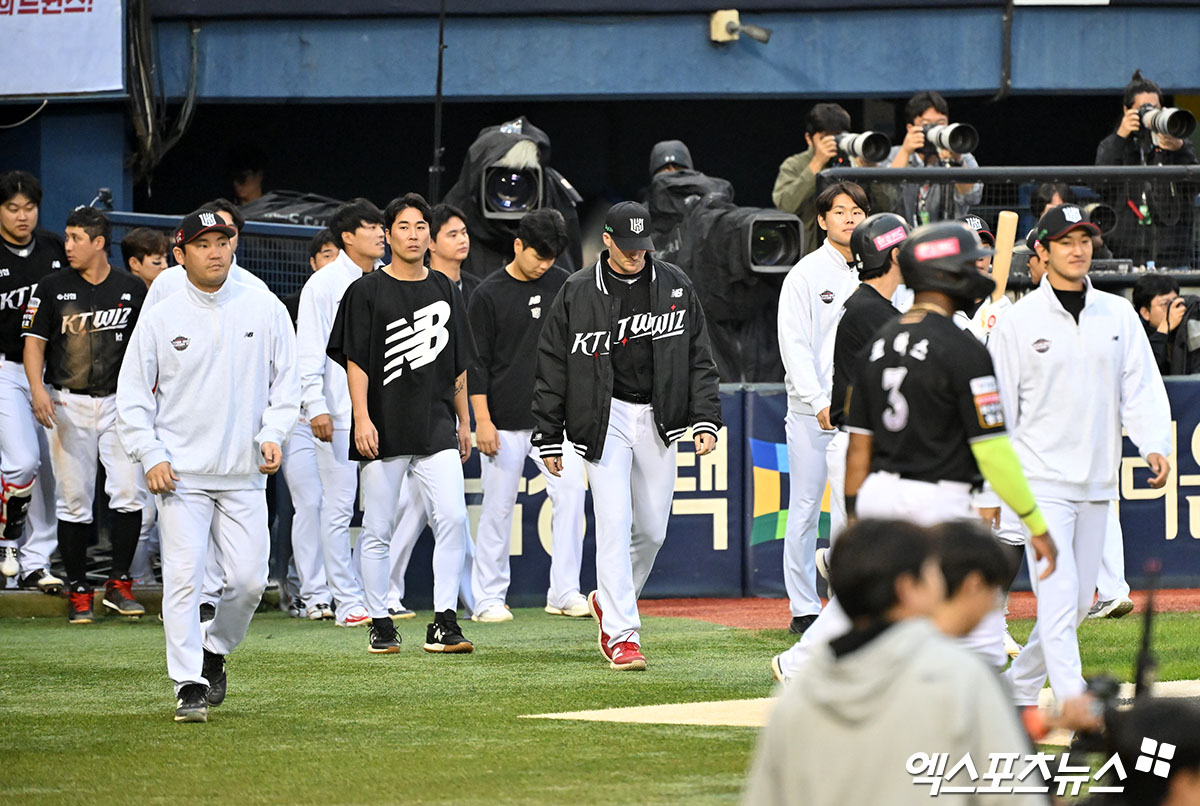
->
[0, 0, 122, 97]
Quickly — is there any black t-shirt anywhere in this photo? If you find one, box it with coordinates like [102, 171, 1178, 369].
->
[1053, 287, 1086, 324]
[457, 269, 481, 306]
[604, 257, 654, 401]
[845, 308, 1006, 485]
[831, 284, 899, 429]
[327, 267, 476, 461]
[22, 266, 146, 395]
[467, 266, 569, 431]
[0, 230, 67, 360]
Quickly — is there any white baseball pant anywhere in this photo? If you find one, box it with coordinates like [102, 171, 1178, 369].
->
[129, 498, 160, 584]
[359, 449, 467, 616]
[473, 429, 586, 612]
[782, 402, 846, 618]
[281, 420, 331, 607]
[0, 358, 58, 576]
[585, 399, 676, 649]
[158, 486, 269, 694]
[386, 470, 475, 613]
[314, 429, 367, 618]
[44, 390, 145, 520]
[1095, 502, 1130, 602]
[1005, 497, 1109, 706]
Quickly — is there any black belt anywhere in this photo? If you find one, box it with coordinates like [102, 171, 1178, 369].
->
[613, 391, 652, 405]
[51, 384, 113, 398]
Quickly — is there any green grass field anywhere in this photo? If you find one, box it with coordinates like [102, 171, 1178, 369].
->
[3, 608, 1199, 805]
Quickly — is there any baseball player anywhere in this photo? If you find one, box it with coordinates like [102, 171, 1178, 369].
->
[117, 208, 299, 724]
[120, 227, 171, 289]
[776, 181, 867, 635]
[22, 207, 148, 622]
[532, 201, 721, 671]
[773, 222, 1058, 681]
[296, 200, 384, 627]
[467, 209, 587, 622]
[278, 228, 340, 620]
[0, 170, 65, 592]
[326, 193, 476, 656]
[991, 204, 1171, 707]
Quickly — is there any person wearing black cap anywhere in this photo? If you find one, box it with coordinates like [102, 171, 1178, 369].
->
[648, 140, 693, 177]
[532, 200, 721, 671]
[116, 208, 300, 723]
[990, 203, 1171, 709]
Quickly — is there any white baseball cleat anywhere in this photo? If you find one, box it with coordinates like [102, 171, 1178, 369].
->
[544, 592, 590, 618]
[815, 548, 831, 583]
[338, 605, 370, 627]
[1088, 596, 1134, 620]
[471, 603, 514, 623]
[0, 541, 19, 578]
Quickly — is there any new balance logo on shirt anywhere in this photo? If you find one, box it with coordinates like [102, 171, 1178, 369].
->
[383, 300, 451, 385]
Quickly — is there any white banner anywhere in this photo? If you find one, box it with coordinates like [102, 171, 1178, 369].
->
[0, 0, 123, 97]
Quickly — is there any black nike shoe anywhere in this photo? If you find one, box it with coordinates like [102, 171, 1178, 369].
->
[174, 683, 209, 723]
[202, 649, 226, 706]
[368, 618, 402, 654]
[423, 609, 474, 654]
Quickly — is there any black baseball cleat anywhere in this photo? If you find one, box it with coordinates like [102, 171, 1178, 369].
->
[368, 618, 402, 654]
[199, 602, 216, 623]
[174, 683, 209, 723]
[789, 615, 818, 636]
[202, 649, 227, 706]
[18, 568, 64, 595]
[67, 586, 95, 624]
[423, 609, 474, 654]
[103, 577, 146, 618]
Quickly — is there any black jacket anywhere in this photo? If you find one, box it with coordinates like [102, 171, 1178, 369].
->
[531, 255, 722, 462]
[830, 283, 899, 428]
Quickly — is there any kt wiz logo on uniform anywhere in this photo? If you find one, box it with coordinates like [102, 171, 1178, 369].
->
[570, 308, 688, 356]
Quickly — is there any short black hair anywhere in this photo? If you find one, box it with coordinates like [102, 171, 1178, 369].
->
[1123, 69, 1163, 109]
[0, 170, 42, 207]
[829, 519, 936, 621]
[65, 206, 111, 251]
[516, 209, 568, 259]
[328, 198, 384, 251]
[1030, 183, 1077, 218]
[931, 520, 1010, 598]
[1132, 273, 1180, 314]
[120, 227, 171, 268]
[905, 91, 949, 124]
[201, 198, 245, 233]
[816, 181, 870, 219]
[805, 103, 851, 137]
[430, 203, 468, 241]
[308, 228, 337, 261]
[383, 193, 433, 231]
[1102, 699, 1200, 805]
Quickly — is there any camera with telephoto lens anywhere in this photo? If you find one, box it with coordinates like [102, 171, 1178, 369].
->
[834, 131, 892, 164]
[748, 215, 802, 272]
[481, 165, 543, 219]
[921, 122, 979, 157]
[1138, 103, 1197, 140]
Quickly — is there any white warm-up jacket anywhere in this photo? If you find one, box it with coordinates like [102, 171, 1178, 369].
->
[144, 257, 268, 309]
[296, 250, 364, 429]
[117, 278, 300, 491]
[778, 241, 858, 415]
[989, 276, 1172, 501]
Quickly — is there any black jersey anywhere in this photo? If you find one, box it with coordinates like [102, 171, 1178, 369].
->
[604, 260, 654, 401]
[0, 230, 67, 360]
[467, 266, 569, 431]
[327, 267, 476, 461]
[844, 308, 1006, 485]
[22, 266, 146, 395]
[830, 284, 899, 429]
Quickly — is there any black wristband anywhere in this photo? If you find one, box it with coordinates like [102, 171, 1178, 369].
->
[845, 495, 857, 518]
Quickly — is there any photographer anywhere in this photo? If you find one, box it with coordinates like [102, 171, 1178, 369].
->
[1081, 699, 1200, 806]
[888, 91, 983, 226]
[1096, 70, 1198, 268]
[1133, 273, 1188, 375]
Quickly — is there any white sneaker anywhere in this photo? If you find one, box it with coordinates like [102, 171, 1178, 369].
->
[770, 654, 788, 683]
[0, 542, 18, 578]
[471, 603, 514, 623]
[815, 548, 831, 583]
[1003, 627, 1023, 659]
[1088, 596, 1135, 619]
[338, 605, 370, 627]
[545, 592, 590, 618]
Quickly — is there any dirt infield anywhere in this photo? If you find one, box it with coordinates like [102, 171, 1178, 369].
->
[640, 590, 1200, 630]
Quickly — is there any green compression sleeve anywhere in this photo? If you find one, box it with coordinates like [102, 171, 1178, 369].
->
[970, 436, 1049, 535]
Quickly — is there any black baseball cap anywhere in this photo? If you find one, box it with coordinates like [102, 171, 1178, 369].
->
[174, 209, 235, 247]
[648, 140, 693, 177]
[960, 214, 995, 246]
[1035, 203, 1100, 246]
[604, 201, 655, 252]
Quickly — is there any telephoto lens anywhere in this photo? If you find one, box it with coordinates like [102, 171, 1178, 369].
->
[1139, 104, 1197, 140]
[834, 131, 891, 164]
[482, 166, 541, 215]
[923, 122, 979, 155]
[748, 216, 801, 272]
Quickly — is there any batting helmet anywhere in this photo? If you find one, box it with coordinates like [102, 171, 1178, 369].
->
[898, 221, 995, 307]
[850, 213, 910, 279]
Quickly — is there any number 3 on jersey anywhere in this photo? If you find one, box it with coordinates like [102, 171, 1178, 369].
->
[881, 367, 909, 431]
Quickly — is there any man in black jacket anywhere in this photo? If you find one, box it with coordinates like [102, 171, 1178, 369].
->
[1096, 70, 1198, 268]
[532, 201, 722, 671]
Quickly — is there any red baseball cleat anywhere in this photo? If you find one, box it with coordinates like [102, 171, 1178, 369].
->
[587, 590, 613, 662]
[610, 641, 647, 671]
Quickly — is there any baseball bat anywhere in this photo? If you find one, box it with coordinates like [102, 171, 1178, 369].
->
[990, 210, 1019, 302]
